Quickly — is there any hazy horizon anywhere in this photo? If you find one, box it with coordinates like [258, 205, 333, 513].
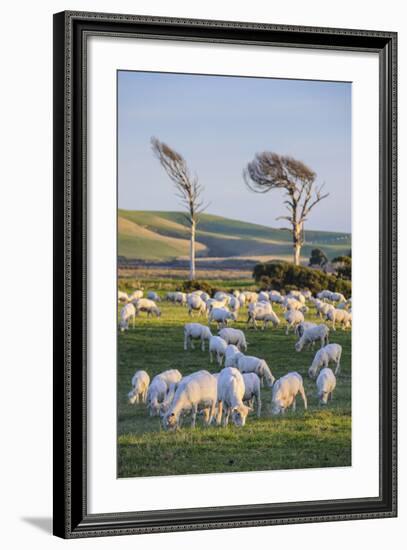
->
[118, 71, 351, 233]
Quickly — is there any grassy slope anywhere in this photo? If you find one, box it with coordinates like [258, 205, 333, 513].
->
[117, 288, 351, 478]
[118, 210, 351, 261]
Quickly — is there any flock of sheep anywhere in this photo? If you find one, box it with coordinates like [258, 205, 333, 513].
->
[119, 287, 351, 431]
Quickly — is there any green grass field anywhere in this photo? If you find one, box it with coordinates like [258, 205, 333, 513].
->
[117, 283, 351, 478]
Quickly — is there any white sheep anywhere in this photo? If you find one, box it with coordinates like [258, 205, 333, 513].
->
[283, 297, 308, 313]
[228, 296, 240, 313]
[262, 311, 281, 330]
[184, 323, 213, 351]
[208, 307, 237, 328]
[147, 291, 161, 302]
[119, 303, 136, 331]
[218, 328, 248, 351]
[295, 324, 330, 351]
[224, 344, 241, 368]
[238, 294, 246, 307]
[209, 335, 228, 366]
[295, 321, 317, 339]
[269, 292, 284, 304]
[162, 370, 218, 430]
[242, 291, 258, 304]
[308, 343, 343, 378]
[301, 290, 312, 300]
[284, 310, 305, 335]
[288, 291, 306, 304]
[129, 290, 143, 302]
[247, 302, 278, 330]
[326, 308, 352, 331]
[242, 372, 262, 417]
[316, 368, 337, 405]
[128, 370, 150, 405]
[316, 301, 335, 319]
[146, 369, 183, 416]
[258, 291, 270, 302]
[134, 298, 161, 317]
[271, 372, 308, 415]
[187, 294, 207, 317]
[206, 298, 228, 311]
[174, 291, 187, 306]
[118, 290, 129, 303]
[235, 354, 275, 388]
[216, 367, 251, 427]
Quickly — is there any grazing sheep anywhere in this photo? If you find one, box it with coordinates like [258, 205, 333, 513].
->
[283, 297, 308, 313]
[128, 370, 150, 405]
[316, 301, 335, 319]
[242, 291, 258, 304]
[317, 290, 332, 301]
[119, 303, 136, 331]
[262, 311, 281, 330]
[134, 298, 161, 317]
[235, 354, 275, 388]
[224, 344, 241, 368]
[209, 335, 228, 366]
[118, 290, 129, 303]
[301, 290, 312, 300]
[218, 328, 248, 352]
[326, 308, 352, 331]
[184, 323, 213, 351]
[214, 291, 232, 304]
[284, 310, 305, 335]
[206, 298, 228, 311]
[146, 369, 182, 416]
[295, 324, 330, 351]
[174, 292, 187, 306]
[162, 370, 217, 430]
[247, 303, 279, 330]
[308, 343, 343, 378]
[269, 292, 284, 304]
[208, 307, 237, 328]
[187, 294, 207, 317]
[258, 291, 271, 302]
[216, 367, 251, 427]
[242, 373, 262, 417]
[228, 296, 240, 313]
[295, 321, 317, 339]
[316, 368, 337, 405]
[129, 290, 143, 302]
[271, 372, 308, 415]
[147, 291, 161, 302]
[288, 291, 306, 304]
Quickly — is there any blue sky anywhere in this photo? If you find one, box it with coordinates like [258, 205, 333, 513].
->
[118, 71, 351, 233]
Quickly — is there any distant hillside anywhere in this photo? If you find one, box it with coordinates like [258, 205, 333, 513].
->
[118, 210, 351, 262]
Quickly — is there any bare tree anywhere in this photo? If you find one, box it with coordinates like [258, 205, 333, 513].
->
[244, 152, 329, 265]
[151, 137, 207, 280]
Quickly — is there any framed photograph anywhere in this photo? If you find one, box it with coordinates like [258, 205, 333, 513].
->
[53, 11, 397, 538]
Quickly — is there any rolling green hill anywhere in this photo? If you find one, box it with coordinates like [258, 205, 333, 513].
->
[118, 210, 351, 262]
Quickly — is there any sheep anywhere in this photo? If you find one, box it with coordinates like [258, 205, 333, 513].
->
[262, 311, 281, 330]
[162, 370, 217, 430]
[208, 307, 237, 328]
[174, 291, 187, 306]
[238, 294, 246, 307]
[128, 370, 150, 405]
[206, 298, 228, 311]
[242, 291, 258, 304]
[326, 308, 352, 331]
[295, 324, 330, 351]
[224, 344, 241, 368]
[209, 335, 228, 366]
[214, 291, 232, 304]
[129, 290, 143, 302]
[284, 310, 305, 335]
[184, 323, 213, 351]
[216, 367, 251, 427]
[218, 328, 248, 352]
[187, 294, 207, 317]
[330, 292, 346, 303]
[269, 292, 284, 304]
[119, 303, 136, 331]
[288, 291, 306, 304]
[317, 290, 332, 301]
[147, 291, 161, 302]
[295, 321, 317, 339]
[228, 296, 240, 313]
[271, 372, 307, 415]
[134, 298, 161, 317]
[316, 301, 335, 319]
[316, 368, 337, 405]
[283, 297, 308, 313]
[258, 291, 270, 302]
[232, 289, 241, 298]
[242, 373, 262, 417]
[235, 354, 275, 388]
[146, 369, 182, 416]
[308, 343, 343, 378]
[301, 290, 312, 300]
[247, 302, 279, 330]
[118, 290, 129, 303]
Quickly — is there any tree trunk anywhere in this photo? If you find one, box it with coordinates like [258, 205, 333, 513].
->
[189, 220, 196, 280]
[292, 222, 302, 266]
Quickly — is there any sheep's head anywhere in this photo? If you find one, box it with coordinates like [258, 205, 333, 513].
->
[295, 341, 303, 352]
[231, 405, 252, 427]
[128, 389, 138, 405]
[119, 319, 128, 332]
[271, 402, 284, 415]
[308, 365, 317, 379]
[318, 391, 329, 405]
[163, 412, 178, 431]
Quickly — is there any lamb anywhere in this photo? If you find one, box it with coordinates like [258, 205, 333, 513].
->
[271, 372, 308, 415]
[295, 324, 330, 351]
[184, 323, 213, 351]
[146, 369, 182, 416]
[134, 298, 161, 317]
[208, 307, 237, 328]
[118, 290, 129, 303]
[119, 303, 136, 331]
[242, 373, 262, 417]
[326, 308, 352, 331]
[218, 328, 248, 352]
[216, 367, 251, 427]
[187, 294, 207, 317]
[316, 368, 337, 405]
[147, 291, 161, 302]
[295, 321, 317, 339]
[235, 354, 275, 388]
[308, 343, 343, 378]
[162, 370, 218, 430]
[284, 310, 305, 335]
[128, 370, 150, 405]
[224, 344, 241, 367]
[129, 290, 143, 302]
[209, 335, 228, 366]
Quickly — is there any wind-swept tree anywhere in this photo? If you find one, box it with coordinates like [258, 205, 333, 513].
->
[244, 152, 329, 265]
[151, 137, 207, 280]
